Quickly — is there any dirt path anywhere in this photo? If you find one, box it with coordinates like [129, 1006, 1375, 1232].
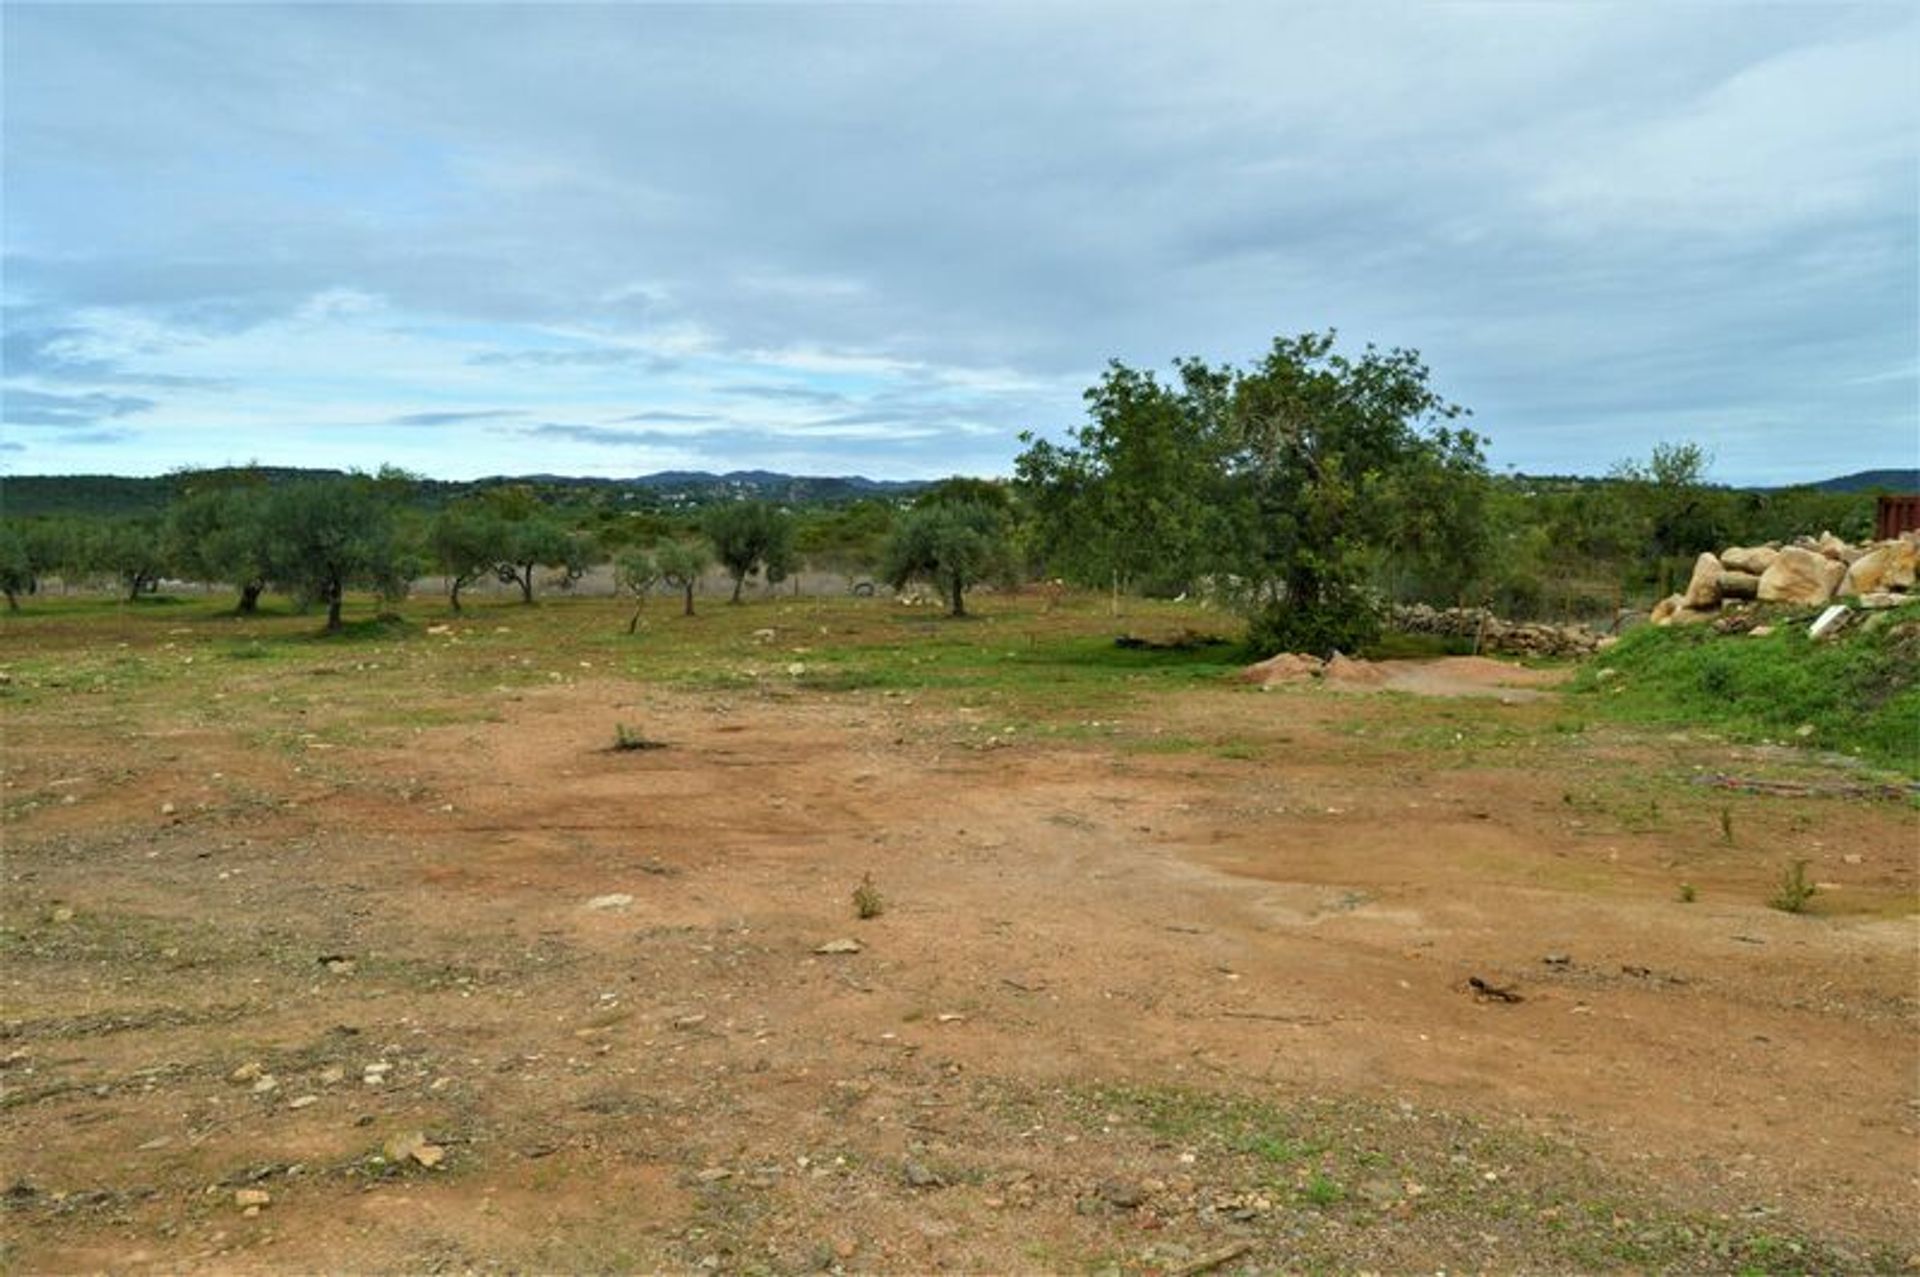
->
[4, 660, 1915, 1272]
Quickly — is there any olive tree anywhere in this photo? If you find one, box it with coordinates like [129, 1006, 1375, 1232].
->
[881, 501, 1011, 617]
[655, 539, 709, 617]
[259, 474, 417, 631]
[702, 501, 794, 603]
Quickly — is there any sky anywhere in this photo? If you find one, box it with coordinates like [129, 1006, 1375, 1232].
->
[2, 2, 1916, 485]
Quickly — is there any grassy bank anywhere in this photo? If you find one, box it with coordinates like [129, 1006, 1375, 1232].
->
[1574, 606, 1920, 775]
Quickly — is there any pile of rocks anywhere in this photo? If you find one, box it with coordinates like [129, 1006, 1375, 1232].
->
[1650, 532, 1918, 626]
[1390, 603, 1608, 658]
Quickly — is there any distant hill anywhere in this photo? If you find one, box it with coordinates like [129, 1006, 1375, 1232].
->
[0, 467, 928, 519]
[1803, 469, 1919, 494]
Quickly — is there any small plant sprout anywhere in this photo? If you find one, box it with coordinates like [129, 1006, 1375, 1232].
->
[1768, 859, 1817, 914]
[852, 872, 884, 920]
[612, 723, 664, 752]
[1719, 806, 1734, 845]
[1677, 882, 1697, 903]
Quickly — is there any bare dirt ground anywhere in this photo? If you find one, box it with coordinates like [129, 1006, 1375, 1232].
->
[3, 598, 1916, 1273]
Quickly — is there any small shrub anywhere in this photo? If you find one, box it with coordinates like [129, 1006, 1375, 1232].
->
[1768, 859, 1817, 914]
[852, 873, 884, 920]
[1718, 806, 1734, 845]
[1677, 882, 1697, 904]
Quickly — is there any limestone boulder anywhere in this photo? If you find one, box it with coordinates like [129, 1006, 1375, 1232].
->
[1757, 546, 1845, 605]
[1841, 540, 1919, 596]
[1649, 593, 1686, 626]
[1682, 552, 1723, 609]
[1720, 545, 1779, 575]
[1716, 571, 1761, 600]
[1814, 531, 1857, 563]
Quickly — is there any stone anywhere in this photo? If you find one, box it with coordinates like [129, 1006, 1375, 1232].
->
[1757, 547, 1844, 606]
[584, 893, 634, 911]
[1682, 552, 1723, 609]
[1815, 531, 1860, 563]
[233, 1189, 270, 1209]
[1721, 545, 1779, 575]
[903, 1160, 943, 1188]
[1715, 571, 1761, 600]
[1100, 1180, 1146, 1209]
[287, 1095, 317, 1110]
[1842, 541, 1918, 596]
[383, 1130, 445, 1167]
[1649, 594, 1686, 626]
[1807, 604, 1850, 641]
[1858, 591, 1906, 610]
[229, 1062, 264, 1084]
[1238, 652, 1325, 684]
[813, 938, 863, 955]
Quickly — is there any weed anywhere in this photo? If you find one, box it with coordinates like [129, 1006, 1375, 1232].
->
[612, 723, 665, 752]
[1677, 883, 1697, 904]
[852, 872, 884, 920]
[1302, 1172, 1346, 1207]
[1768, 859, 1817, 914]
[1719, 806, 1735, 844]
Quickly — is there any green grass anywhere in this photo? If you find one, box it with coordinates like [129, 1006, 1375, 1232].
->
[1574, 607, 1920, 775]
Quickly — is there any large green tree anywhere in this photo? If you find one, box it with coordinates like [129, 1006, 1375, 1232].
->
[1226, 332, 1483, 655]
[702, 501, 794, 603]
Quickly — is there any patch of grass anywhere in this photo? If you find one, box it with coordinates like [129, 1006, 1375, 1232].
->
[1574, 610, 1920, 775]
[1768, 858, 1818, 914]
[1301, 1171, 1346, 1207]
[1678, 882, 1697, 903]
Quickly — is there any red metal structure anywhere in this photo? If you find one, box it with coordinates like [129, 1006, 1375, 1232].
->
[1875, 494, 1920, 541]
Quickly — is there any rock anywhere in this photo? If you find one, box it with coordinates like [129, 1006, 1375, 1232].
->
[1721, 545, 1779, 575]
[317, 1066, 346, 1086]
[1670, 606, 1715, 626]
[1716, 571, 1761, 600]
[1807, 604, 1850, 641]
[1858, 591, 1907, 610]
[813, 938, 863, 955]
[287, 1095, 317, 1110]
[1815, 531, 1860, 563]
[903, 1160, 944, 1189]
[1683, 552, 1723, 609]
[233, 1189, 270, 1209]
[382, 1131, 445, 1168]
[584, 893, 634, 911]
[694, 1168, 732, 1184]
[1649, 594, 1686, 626]
[1100, 1180, 1146, 1209]
[1749, 624, 1775, 638]
[1842, 540, 1918, 596]
[1757, 547, 1844, 605]
[672, 1013, 707, 1030]
[230, 1062, 265, 1084]
[50, 906, 74, 923]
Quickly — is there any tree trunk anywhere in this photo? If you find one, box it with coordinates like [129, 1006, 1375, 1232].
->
[682, 583, 696, 617]
[730, 573, 744, 604]
[627, 602, 642, 634]
[949, 575, 966, 618]
[238, 580, 263, 614]
[325, 585, 344, 631]
[449, 577, 464, 612]
[517, 565, 534, 604]
[4, 588, 17, 612]
[125, 575, 144, 603]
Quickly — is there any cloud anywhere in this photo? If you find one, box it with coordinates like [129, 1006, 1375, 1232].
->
[716, 382, 850, 406]
[524, 423, 676, 447]
[468, 347, 677, 370]
[387, 408, 526, 427]
[2, 387, 156, 427]
[614, 410, 717, 423]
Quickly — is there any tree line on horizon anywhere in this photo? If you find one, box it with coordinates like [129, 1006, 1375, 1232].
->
[0, 331, 1882, 652]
